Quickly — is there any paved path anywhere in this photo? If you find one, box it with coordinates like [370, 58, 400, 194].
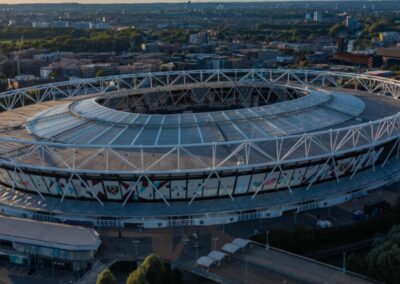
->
[240, 246, 373, 284]
[177, 244, 376, 284]
[77, 259, 116, 284]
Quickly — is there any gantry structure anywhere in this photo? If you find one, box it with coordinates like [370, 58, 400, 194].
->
[0, 69, 399, 227]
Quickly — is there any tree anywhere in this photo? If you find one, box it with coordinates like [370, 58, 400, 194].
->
[126, 254, 181, 284]
[96, 269, 117, 284]
[49, 69, 61, 79]
[366, 225, 400, 283]
[346, 253, 366, 274]
[96, 70, 107, 78]
[141, 254, 165, 284]
[126, 266, 147, 284]
[0, 73, 8, 91]
[329, 23, 345, 36]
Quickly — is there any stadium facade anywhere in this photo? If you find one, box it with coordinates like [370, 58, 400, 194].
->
[0, 69, 399, 228]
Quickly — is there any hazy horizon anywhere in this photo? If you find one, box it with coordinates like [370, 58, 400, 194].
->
[0, 0, 343, 4]
[1, 0, 278, 3]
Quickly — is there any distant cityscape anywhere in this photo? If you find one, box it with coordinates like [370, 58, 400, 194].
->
[0, 1, 400, 89]
[1, 2, 400, 284]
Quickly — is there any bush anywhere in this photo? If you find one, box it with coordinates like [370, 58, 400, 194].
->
[346, 253, 366, 274]
[366, 225, 400, 283]
[96, 269, 117, 284]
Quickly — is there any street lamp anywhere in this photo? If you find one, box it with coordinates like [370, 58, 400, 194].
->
[132, 240, 141, 258]
[212, 237, 219, 250]
[342, 251, 346, 273]
[245, 256, 248, 284]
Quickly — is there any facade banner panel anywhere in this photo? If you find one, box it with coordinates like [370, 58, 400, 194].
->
[43, 176, 63, 196]
[187, 179, 204, 199]
[0, 169, 12, 186]
[235, 175, 251, 194]
[262, 171, 280, 191]
[153, 180, 170, 200]
[30, 174, 49, 194]
[103, 181, 122, 200]
[119, 181, 135, 201]
[276, 169, 294, 189]
[203, 178, 219, 197]
[87, 179, 107, 200]
[137, 180, 154, 200]
[302, 165, 320, 184]
[290, 167, 307, 187]
[219, 176, 236, 196]
[337, 157, 357, 176]
[14, 172, 34, 192]
[249, 173, 267, 193]
[171, 180, 187, 199]
[57, 177, 77, 198]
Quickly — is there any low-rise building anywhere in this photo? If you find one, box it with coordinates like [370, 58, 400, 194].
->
[141, 42, 175, 53]
[189, 31, 210, 45]
[0, 216, 101, 272]
[276, 55, 295, 64]
[20, 58, 47, 76]
[345, 16, 360, 32]
[376, 47, 400, 67]
[89, 22, 111, 30]
[80, 63, 115, 78]
[378, 32, 400, 45]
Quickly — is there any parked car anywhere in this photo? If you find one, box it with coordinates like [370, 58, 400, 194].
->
[353, 209, 366, 220]
[316, 219, 332, 228]
[364, 200, 390, 216]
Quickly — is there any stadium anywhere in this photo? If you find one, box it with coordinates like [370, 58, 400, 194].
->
[0, 69, 399, 228]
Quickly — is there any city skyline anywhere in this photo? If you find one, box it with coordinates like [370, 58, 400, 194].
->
[2, 0, 276, 3]
[0, 0, 343, 3]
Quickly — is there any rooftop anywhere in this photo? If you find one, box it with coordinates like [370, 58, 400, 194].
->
[27, 89, 364, 146]
[0, 82, 397, 173]
[0, 215, 101, 251]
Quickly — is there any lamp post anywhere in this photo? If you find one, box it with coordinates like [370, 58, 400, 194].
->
[342, 251, 346, 273]
[245, 256, 248, 284]
[265, 230, 270, 251]
[212, 237, 219, 250]
[132, 240, 141, 258]
[183, 238, 190, 257]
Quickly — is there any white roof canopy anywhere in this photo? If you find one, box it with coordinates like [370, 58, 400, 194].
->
[196, 256, 215, 268]
[208, 250, 228, 263]
[222, 243, 242, 254]
[232, 238, 253, 248]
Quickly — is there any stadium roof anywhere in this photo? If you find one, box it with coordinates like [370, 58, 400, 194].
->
[27, 90, 364, 146]
[0, 69, 399, 175]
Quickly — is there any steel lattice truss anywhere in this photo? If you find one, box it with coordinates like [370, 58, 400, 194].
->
[0, 69, 400, 206]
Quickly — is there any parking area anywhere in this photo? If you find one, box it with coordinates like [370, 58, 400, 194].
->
[223, 185, 400, 238]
